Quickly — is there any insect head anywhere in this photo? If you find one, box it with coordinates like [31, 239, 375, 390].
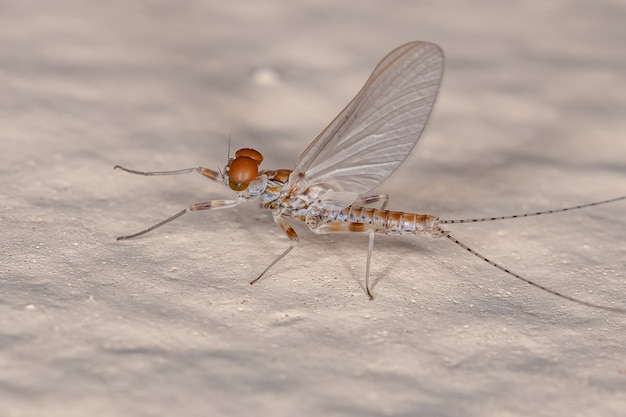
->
[227, 148, 264, 191]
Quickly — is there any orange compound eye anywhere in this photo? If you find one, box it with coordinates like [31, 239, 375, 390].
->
[235, 148, 263, 165]
[228, 156, 259, 191]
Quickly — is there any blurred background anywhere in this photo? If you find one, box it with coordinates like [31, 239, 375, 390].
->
[1, 1, 625, 416]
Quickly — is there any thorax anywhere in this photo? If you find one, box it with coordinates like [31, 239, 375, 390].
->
[258, 169, 324, 221]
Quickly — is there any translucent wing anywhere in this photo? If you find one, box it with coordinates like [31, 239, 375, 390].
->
[289, 42, 443, 205]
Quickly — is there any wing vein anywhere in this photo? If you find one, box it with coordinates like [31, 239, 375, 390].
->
[289, 42, 444, 209]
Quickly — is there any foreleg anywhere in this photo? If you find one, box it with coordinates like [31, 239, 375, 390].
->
[114, 165, 224, 185]
[117, 199, 242, 240]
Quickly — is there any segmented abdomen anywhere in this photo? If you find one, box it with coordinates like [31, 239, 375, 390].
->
[311, 206, 443, 237]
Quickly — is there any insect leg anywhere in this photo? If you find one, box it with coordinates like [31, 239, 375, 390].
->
[117, 199, 242, 240]
[336, 198, 388, 299]
[307, 220, 378, 299]
[354, 194, 389, 210]
[250, 217, 299, 285]
[114, 165, 224, 185]
[365, 230, 376, 300]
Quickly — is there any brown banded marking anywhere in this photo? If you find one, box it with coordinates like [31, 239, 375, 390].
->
[311, 206, 441, 236]
[261, 169, 292, 185]
[282, 222, 298, 240]
[260, 169, 292, 210]
[383, 210, 404, 233]
[380, 210, 441, 235]
[197, 167, 221, 181]
[322, 222, 370, 233]
[349, 223, 367, 232]
[189, 200, 232, 211]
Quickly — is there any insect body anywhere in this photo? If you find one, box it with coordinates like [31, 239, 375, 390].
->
[115, 42, 625, 311]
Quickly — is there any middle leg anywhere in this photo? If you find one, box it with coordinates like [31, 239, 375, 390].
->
[250, 216, 299, 285]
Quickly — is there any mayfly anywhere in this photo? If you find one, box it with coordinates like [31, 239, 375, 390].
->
[115, 41, 625, 312]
